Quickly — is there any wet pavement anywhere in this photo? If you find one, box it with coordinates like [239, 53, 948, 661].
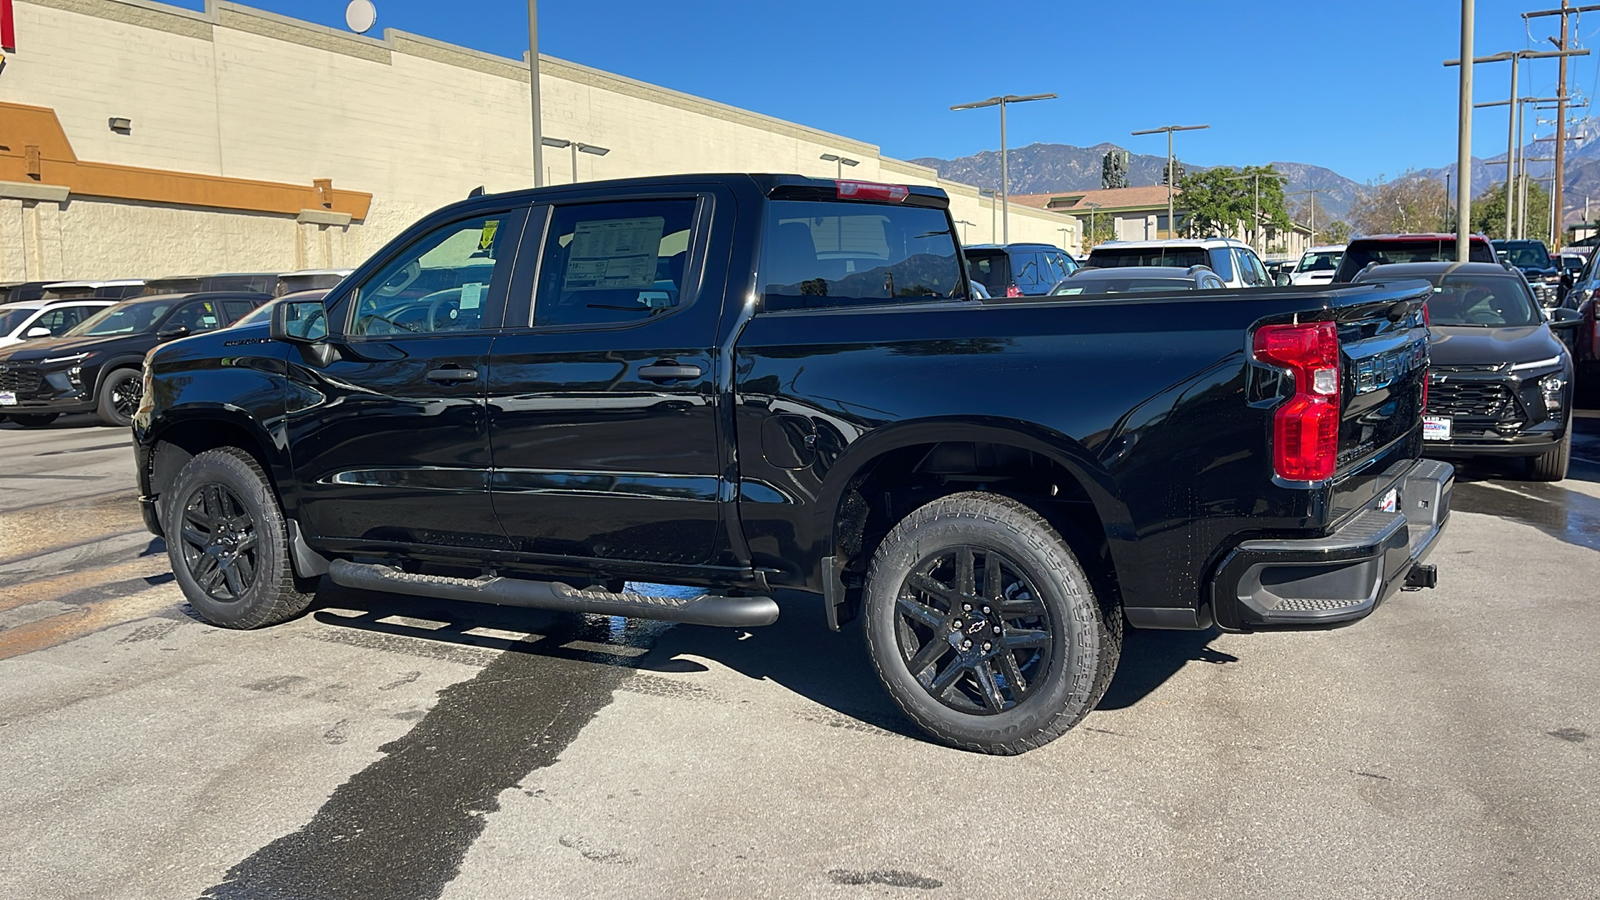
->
[0, 414, 1597, 899]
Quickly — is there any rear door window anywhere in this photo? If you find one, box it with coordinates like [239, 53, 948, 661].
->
[530, 199, 698, 329]
[762, 201, 964, 310]
[1012, 251, 1045, 293]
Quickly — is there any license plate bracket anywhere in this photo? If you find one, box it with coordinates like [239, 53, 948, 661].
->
[0, 391, 15, 407]
[1423, 415, 1452, 442]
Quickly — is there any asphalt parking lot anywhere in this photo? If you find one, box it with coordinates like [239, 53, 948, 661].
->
[1, 414, 1597, 900]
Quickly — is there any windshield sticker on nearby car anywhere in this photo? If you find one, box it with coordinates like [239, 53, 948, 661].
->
[564, 217, 665, 290]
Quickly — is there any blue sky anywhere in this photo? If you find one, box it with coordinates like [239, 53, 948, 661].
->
[171, 0, 1600, 182]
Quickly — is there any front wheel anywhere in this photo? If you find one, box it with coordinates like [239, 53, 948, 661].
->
[96, 367, 142, 427]
[863, 492, 1121, 755]
[165, 447, 316, 628]
[1526, 431, 1571, 482]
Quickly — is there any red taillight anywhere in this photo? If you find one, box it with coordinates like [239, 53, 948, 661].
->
[1254, 321, 1341, 482]
[836, 180, 909, 202]
[1006, 285, 1023, 298]
[1422, 366, 1429, 411]
[1421, 300, 1430, 327]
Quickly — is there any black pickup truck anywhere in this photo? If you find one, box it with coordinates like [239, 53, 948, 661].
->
[134, 174, 1452, 754]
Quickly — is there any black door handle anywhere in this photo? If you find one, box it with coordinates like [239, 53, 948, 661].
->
[425, 366, 479, 383]
[639, 363, 703, 382]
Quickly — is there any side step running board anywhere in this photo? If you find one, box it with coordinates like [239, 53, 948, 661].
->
[327, 560, 779, 628]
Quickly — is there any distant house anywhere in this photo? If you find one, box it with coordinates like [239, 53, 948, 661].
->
[1010, 186, 1179, 243]
[1010, 185, 1315, 259]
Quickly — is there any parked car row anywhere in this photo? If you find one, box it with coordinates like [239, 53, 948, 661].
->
[0, 269, 348, 428]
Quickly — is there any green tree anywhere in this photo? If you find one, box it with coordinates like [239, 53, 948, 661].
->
[1177, 165, 1289, 240]
[1319, 220, 1352, 244]
[1469, 180, 1551, 241]
[1349, 172, 1448, 235]
[1078, 212, 1116, 250]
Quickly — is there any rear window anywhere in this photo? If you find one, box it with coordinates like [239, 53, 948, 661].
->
[1051, 277, 1194, 296]
[965, 251, 1010, 294]
[1425, 275, 1543, 327]
[1088, 246, 1210, 269]
[762, 201, 964, 310]
[1335, 239, 1495, 281]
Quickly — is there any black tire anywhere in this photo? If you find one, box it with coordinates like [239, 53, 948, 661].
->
[10, 413, 59, 428]
[1526, 431, 1571, 482]
[165, 447, 315, 629]
[96, 367, 143, 427]
[862, 492, 1121, 755]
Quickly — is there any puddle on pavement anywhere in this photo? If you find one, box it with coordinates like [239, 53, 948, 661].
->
[0, 492, 147, 563]
[1452, 479, 1600, 552]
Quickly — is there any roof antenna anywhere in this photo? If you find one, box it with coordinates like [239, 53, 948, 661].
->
[468, 185, 486, 198]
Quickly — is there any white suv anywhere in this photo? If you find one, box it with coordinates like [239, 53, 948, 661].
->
[1084, 238, 1271, 289]
[1290, 244, 1346, 286]
[0, 298, 118, 349]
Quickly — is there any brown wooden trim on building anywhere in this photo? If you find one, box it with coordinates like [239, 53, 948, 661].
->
[0, 101, 371, 219]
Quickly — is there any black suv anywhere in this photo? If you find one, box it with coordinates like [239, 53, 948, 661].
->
[1355, 261, 1578, 480]
[1492, 239, 1563, 307]
[0, 291, 268, 427]
[963, 243, 1077, 296]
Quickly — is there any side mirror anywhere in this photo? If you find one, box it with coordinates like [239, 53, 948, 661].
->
[270, 298, 329, 344]
[1548, 307, 1583, 328]
[156, 326, 190, 342]
[1274, 273, 1292, 287]
[24, 326, 52, 339]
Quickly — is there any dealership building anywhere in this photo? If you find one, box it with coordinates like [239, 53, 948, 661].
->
[0, 0, 1080, 283]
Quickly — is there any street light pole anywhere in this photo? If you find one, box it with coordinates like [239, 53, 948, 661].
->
[1287, 189, 1331, 245]
[952, 93, 1057, 245]
[1132, 124, 1210, 239]
[955, 219, 975, 244]
[528, 0, 543, 187]
[1083, 201, 1102, 249]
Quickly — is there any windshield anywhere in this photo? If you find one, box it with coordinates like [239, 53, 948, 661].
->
[1336, 239, 1496, 281]
[1425, 274, 1543, 327]
[1052, 277, 1194, 295]
[0, 307, 37, 335]
[68, 300, 174, 336]
[1496, 242, 1553, 269]
[1297, 251, 1341, 272]
[1088, 246, 1209, 268]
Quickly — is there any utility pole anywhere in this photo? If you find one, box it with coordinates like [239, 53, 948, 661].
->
[1445, 172, 1453, 230]
[1449, 46, 1586, 243]
[980, 189, 998, 243]
[1223, 170, 1289, 252]
[1523, 3, 1600, 247]
[1457, 1, 1473, 261]
[1083, 201, 1102, 250]
[1287, 188, 1332, 244]
[1133, 124, 1210, 238]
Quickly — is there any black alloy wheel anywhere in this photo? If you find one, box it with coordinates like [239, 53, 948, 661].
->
[177, 482, 261, 603]
[894, 546, 1054, 715]
[98, 368, 143, 427]
[863, 492, 1121, 755]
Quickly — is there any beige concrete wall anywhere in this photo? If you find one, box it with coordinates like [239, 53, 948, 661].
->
[0, 0, 1077, 281]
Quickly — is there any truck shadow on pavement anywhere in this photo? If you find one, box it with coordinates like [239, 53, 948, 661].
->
[300, 584, 1241, 737]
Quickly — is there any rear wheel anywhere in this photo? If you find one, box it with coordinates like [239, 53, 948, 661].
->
[862, 492, 1121, 755]
[96, 367, 143, 427]
[165, 447, 316, 629]
[1526, 431, 1572, 482]
[10, 413, 59, 428]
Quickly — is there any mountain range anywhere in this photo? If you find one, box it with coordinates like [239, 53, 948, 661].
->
[911, 123, 1600, 227]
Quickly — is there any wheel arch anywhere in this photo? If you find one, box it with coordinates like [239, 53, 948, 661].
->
[145, 407, 293, 526]
[813, 418, 1132, 622]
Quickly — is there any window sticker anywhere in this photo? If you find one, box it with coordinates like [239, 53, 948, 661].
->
[478, 220, 499, 253]
[460, 282, 484, 310]
[562, 217, 665, 291]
